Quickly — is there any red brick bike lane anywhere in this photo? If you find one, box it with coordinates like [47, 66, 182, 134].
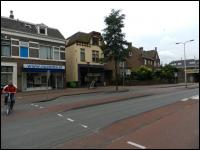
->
[55, 99, 199, 149]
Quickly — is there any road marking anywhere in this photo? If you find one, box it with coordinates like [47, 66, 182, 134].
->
[181, 98, 189, 101]
[39, 106, 44, 108]
[127, 141, 146, 149]
[67, 118, 74, 122]
[34, 104, 38, 107]
[80, 124, 88, 128]
[57, 114, 63, 117]
[31, 104, 34, 106]
[191, 95, 199, 100]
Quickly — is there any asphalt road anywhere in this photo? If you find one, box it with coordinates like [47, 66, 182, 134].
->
[1, 86, 199, 149]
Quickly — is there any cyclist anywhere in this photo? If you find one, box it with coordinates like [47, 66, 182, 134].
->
[2, 81, 17, 110]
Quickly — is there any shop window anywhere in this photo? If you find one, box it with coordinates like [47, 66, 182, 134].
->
[41, 76, 47, 84]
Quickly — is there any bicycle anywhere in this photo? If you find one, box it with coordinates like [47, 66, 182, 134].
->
[5, 92, 15, 115]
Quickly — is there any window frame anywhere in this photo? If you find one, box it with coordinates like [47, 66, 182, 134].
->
[80, 48, 85, 62]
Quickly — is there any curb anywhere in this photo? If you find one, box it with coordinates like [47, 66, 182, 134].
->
[37, 90, 105, 102]
[61, 93, 153, 112]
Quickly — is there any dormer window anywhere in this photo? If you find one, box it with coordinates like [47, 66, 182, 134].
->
[92, 37, 99, 46]
[36, 24, 48, 35]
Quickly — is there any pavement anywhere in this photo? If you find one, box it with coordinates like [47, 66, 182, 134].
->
[55, 97, 199, 149]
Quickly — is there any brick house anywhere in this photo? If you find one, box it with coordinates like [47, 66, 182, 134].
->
[1, 11, 66, 91]
[104, 42, 160, 81]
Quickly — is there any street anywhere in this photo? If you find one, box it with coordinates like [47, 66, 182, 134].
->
[1, 85, 199, 149]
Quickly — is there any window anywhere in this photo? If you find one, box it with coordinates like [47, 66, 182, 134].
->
[19, 41, 29, 58]
[11, 39, 19, 56]
[129, 51, 132, 56]
[12, 46, 19, 56]
[40, 28, 45, 34]
[178, 62, 182, 65]
[29, 42, 39, 58]
[54, 51, 60, 60]
[20, 47, 28, 58]
[80, 49, 85, 62]
[92, 37, 99, 45]
[92, 50, 99, 63]
[144, 59, 147, 65]
[60, 52, 65, 60]
[189, 61, 195, 64]
[39, 45, 53, 59]
[1, 66, 13, 85]
[1, 40, 11, 57]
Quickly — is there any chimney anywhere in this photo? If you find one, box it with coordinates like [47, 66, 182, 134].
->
[155, 47, 157, 51]
[10, 10, 14, 19]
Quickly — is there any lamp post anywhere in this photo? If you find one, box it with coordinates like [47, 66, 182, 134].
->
[176, 39, 194, 88]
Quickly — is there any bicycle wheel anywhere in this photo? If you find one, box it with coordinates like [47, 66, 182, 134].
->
[6, 105, 10, 115]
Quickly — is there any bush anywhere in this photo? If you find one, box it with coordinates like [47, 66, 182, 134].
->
[68, 81, 77, 88]
[131, 66, 153, 81]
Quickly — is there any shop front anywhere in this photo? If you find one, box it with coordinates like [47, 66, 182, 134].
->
[22, 64, 65, 91]
[78, 64, 104, 87]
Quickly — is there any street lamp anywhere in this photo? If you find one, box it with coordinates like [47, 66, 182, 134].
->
[176, 39, 194, 88]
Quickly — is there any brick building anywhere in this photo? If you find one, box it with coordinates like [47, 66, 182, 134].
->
[104, 42, 160, 81]
[1, 11, 66, 91]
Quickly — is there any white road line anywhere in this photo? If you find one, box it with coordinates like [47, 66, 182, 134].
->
[80, 124, 88, 128]
[39, 106, 44, 108]
[191, 95, 199, 100]
[127, 141, 146, 149]
[34, 105, 38, 107]
[181, 98, 189, 101]
[57, 114, 63, 117]
[67, 118, 74, 122]
[31, 104, 34, 106]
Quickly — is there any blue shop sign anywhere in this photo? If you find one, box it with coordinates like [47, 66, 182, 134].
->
[23, 64, 65, 72]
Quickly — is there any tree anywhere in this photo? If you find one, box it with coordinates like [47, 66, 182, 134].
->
[155, 64, 178, 83]
[102, 9, 129, 91]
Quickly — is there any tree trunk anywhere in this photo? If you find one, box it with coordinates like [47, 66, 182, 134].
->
[115, 60, 119, 91]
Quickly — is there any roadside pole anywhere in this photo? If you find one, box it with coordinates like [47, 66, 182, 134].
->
[46, 70, 50, 100]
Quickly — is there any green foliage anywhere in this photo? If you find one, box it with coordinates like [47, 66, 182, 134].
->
[102, 9, 130, 91]
[130, 65, 178, 83]
[68, 81, 77, 88]
[131, 66, 153, 80]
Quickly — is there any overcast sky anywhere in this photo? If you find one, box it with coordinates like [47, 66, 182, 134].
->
[1, 1, 199, 64]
